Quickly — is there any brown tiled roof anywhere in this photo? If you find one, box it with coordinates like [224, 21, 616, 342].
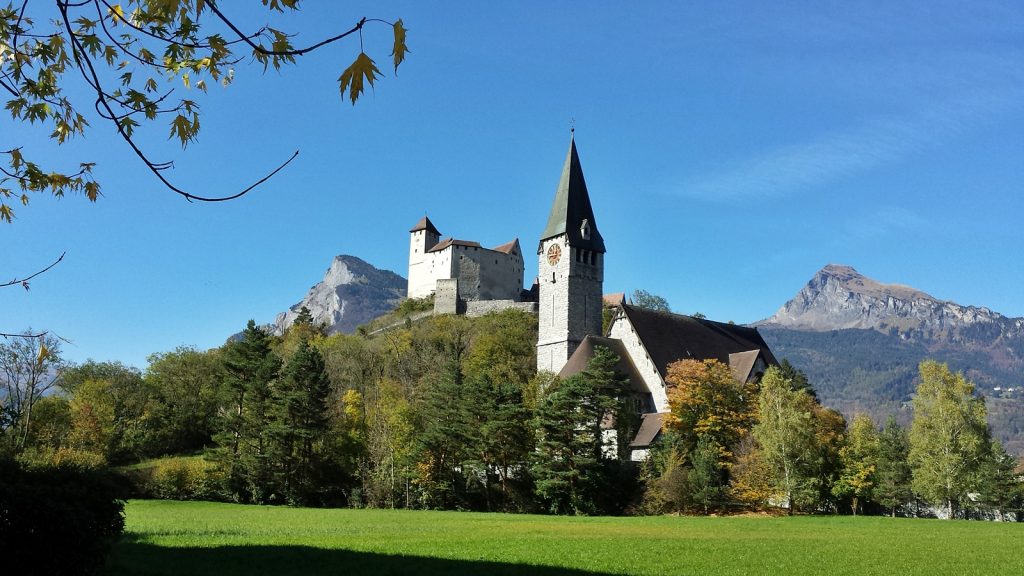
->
[493, 239, 521, 254]
[603, 292, 625, 307]
[410, 215, 440, 235]
[630, 412, 667, 448]
[558, 335, 649, 396]
[427, 238, 482, 253]
[620, 304, 778, 378]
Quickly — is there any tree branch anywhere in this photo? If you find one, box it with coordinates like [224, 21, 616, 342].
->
[58, 1, 298, 202]
[206, 1, 368, 57]
[1, 251, 65, 290]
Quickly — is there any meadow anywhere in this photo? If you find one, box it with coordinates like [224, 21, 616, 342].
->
[108, 500, 1023, 576]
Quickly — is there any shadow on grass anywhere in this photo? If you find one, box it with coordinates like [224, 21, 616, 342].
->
[108, 538, 617, 576]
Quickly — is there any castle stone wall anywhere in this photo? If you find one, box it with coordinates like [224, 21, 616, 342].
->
[465, 300, 537, 317]
[434, 278, 460, 315]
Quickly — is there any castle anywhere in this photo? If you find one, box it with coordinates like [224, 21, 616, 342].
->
[409, 134, 778, 459]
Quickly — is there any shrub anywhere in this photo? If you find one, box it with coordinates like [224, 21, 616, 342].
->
[148, 456, 225, 501]
[0, 457, 124, 576]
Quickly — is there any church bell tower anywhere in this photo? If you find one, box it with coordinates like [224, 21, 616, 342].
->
[537, 134, 605, 373]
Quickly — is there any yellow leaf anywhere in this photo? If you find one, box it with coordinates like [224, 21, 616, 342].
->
[338, 52, 381, 105]
[392, 19, 409, 73]
[109, 3, 124, 26]
[38, 342, 50, 365]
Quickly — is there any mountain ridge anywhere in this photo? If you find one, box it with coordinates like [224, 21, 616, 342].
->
[756, 264, 1024, 455]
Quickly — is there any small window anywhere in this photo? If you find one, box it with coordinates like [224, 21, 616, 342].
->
[580, 219, 591, 240]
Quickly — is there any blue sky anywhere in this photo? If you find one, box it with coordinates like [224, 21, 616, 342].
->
[5, 1, 1023, 369]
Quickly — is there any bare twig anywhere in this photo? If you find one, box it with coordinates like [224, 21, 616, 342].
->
[1, 251, 66, 290]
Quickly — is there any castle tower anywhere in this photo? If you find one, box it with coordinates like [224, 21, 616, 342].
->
[408, 215, 441, 298]
[537, 135, 605, 373]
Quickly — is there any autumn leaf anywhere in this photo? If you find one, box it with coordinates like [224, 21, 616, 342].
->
[392, 19, 409, 73]
[338, 52, 381, 105]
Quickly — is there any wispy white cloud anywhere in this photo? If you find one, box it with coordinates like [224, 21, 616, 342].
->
[845, 206, 928, 241]
[678, 87, 1022, 203]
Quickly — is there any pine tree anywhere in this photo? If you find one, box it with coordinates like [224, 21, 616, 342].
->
[215, 320, 281, 502]
[875, 415, 913, 517]
[531, 347, 626, 515]
[271, 338, 331, 505]
[973, 440, 1021, 519]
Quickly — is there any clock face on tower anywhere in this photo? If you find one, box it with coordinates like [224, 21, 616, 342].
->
[546, 244, 562, 266]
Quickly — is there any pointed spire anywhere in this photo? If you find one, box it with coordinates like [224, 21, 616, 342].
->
[540, 135, 605, 252]
[410, 215, 440, 235]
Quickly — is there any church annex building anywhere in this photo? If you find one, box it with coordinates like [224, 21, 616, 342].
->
[408, 135, 778, 460]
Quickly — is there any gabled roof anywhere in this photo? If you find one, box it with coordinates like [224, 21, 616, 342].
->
[539, 136, 605, 253]
[410, 216, 441, 235]
[493, 238, 521, 255]
[603, 292, 626, 307]
[558, 335, 648, 395]
[728, 350, 762, 383]
[619, 304, 778, 378]
[427, 238, 482, 253]
[630, 412, 667, 448]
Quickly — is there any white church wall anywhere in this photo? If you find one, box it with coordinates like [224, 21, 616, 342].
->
[608, 313, 670, 413]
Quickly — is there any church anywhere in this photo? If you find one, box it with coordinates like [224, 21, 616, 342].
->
[411, 134, 779, 459]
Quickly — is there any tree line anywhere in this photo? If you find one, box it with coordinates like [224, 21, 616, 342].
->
[2, 305, 1021, 518]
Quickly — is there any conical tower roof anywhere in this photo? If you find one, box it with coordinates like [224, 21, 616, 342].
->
[539, 136, 605, 252]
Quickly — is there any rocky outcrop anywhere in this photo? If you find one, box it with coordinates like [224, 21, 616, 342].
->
[757, 264, 1024, 455]
[758, 264, 1024, 345]
[272, 255, 406, 335]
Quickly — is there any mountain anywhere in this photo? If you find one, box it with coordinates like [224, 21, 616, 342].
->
[756, 264, 1024, 455]
[271, 255, 407, 335]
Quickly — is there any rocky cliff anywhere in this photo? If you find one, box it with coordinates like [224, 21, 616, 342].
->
[757, 264, 1024, 455]
[272, 255, 406, 335]
[759, 264, 1024, 349]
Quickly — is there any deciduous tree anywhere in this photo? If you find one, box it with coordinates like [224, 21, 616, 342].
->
[909, 360, 989, 519]
[753, 366, 819, 515]
[832, 414, 879, 515]
[0, 331, 63, 452]
[1, 1, 409, 219]
[664, 358, 755, 463]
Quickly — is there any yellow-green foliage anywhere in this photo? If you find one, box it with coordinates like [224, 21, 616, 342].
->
[17, 446, 108, 471]
[147, 457, 224, 501]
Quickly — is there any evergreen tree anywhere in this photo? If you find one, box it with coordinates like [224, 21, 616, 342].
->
[271, 338, 331, 505]
[778, 358, 817, 401]
[973, 440, 1021, 519]
[531, 347, 626, 515]
[875, 415, 913, 517]
[688, 436, 724, 514]
[215, 320, 281, 503]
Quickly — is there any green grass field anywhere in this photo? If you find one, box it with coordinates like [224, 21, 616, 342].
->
[110, 500, 1024, 576]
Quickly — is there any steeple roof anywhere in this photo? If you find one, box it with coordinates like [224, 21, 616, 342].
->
[540, 136, 605, 252]
[410, 215, 440, 235]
